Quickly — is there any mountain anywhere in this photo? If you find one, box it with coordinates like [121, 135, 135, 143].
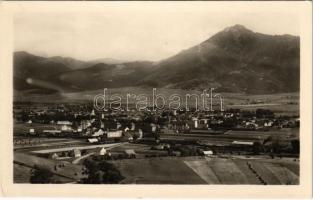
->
[47, 56, 91, 70]
[14, 51, 155, 92]
[54, 61, 155, 90]
[14, 51, 72, 92]
[48, 56, 128, 69]
[14, 25, 300, 94]
[14, 51, 71, 79]
[89, 58, 128, 65]
[141, 25, 300, 93]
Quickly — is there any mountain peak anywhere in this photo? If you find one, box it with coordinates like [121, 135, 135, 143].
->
[205, 24, 256, 50]
[223, 24, 253, 33]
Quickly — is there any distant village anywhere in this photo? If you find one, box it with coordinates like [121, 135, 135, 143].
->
[13, 102, 299, 156]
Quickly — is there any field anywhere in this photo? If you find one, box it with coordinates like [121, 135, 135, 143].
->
[110, 156, 299, 185]
[14, 152, 85, 183]
[160, 128, 299, 149]
[14, 88, 299, 115]
[14, 163, 74, 183]
[13, 138, 299, 184]
[110, 157, 206, 184]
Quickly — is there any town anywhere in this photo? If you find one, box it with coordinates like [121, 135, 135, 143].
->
[93, 88, 224, 112]
[13, 101, 300, 184]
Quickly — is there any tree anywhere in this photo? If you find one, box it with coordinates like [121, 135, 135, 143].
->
[252, 141, 262, 155]
[291, 140, 300, 154]
[256, 109, 274, 119]
[30, 165, 54, 184]
[82, 158, 124, 184]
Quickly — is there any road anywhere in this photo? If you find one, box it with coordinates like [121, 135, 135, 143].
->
[31, 142, 127, 154]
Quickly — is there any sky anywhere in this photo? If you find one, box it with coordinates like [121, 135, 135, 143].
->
[14, 7, 300, 62]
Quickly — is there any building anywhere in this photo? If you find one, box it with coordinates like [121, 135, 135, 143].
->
[232, 141, 254, 146]
[131, 122, 136, 131]
[192, 117, 198, 128]
[61, 125, 72, 132]
[88, 138, 98, 143]
[138, 129, 143, 139]
[57, 121, 72, 125]
[202, 150, 214, 157]
[92, 129, 105, 137]
[151, 123, 157, 132]
[99, 148, 107, 156]
[43, 130, 62, 135]
[29, 128, 35, 135]
[73, 148, 81, 158]
[51, 153, 59, 160]
[125, 149, 136, 158]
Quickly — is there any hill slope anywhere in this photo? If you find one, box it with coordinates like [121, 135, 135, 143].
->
[14, 25, 300, 94]
[141, 25, 300, 93]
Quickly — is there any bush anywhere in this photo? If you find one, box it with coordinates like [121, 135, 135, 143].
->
[177, 145, 198, 156]
[82, 158, 124, 184]
[30, 165, 54, 184]
[291, 140, 300, 154]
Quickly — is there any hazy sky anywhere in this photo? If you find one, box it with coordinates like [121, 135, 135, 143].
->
[14, 8, 299, 62]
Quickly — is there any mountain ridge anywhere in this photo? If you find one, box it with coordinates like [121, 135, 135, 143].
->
[14, 25, 300, 95]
